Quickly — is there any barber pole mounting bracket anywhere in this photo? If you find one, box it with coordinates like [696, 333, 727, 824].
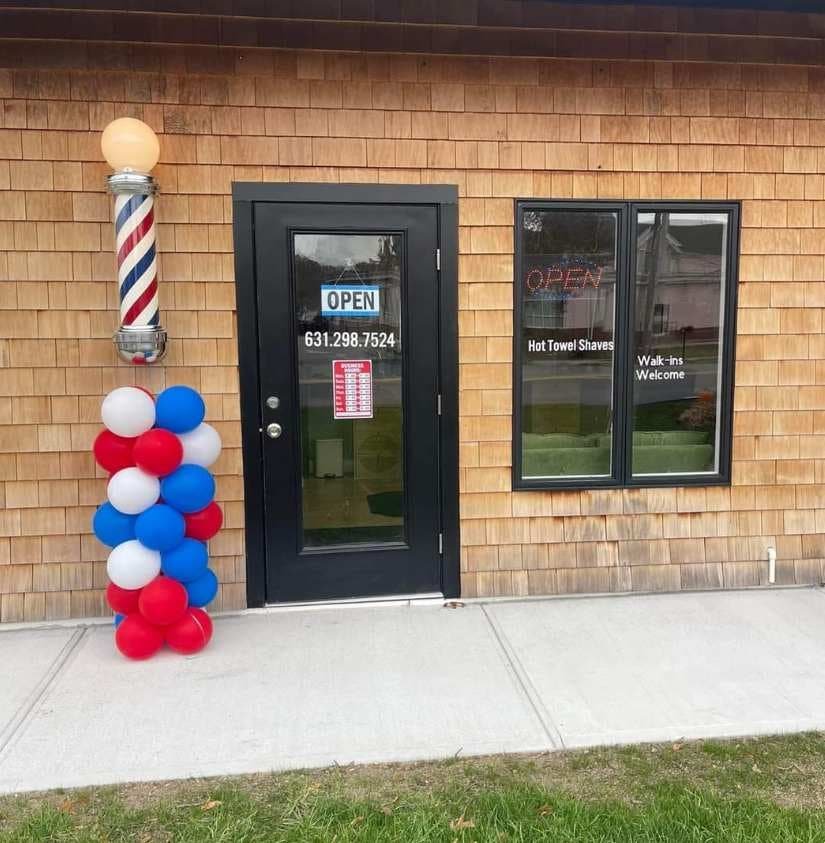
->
[107, 171, 167, 364]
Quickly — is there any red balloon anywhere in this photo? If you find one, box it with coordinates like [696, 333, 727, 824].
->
[165, 607, 213, 655]
[115, 614, 163, 660]
[184, 502, 223, 541]
[106, 581, 141, 615]
[134, 386, 154, 398]
[93, 430, 135, 473]
[133, 428, 183, 477]
[138, 576, 188, 626]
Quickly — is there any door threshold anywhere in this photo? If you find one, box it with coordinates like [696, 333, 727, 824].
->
[257, 592, 445, 613]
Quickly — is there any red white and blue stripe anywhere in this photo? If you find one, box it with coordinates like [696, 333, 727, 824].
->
[115, 193, 158, 328]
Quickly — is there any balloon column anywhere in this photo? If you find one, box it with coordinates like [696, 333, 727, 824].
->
[92, 385, 223, 659]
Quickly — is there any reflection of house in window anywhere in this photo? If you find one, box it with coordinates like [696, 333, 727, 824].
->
[635, 214, 725, 348]
[522, 255, 616, 336]
[521, 210, 617, 342]
[522, 281, 616, 347]
[653, 302, 669, 335]
[523, 295, 566, 330]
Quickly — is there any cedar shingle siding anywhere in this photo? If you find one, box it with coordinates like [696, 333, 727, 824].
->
[1, 11, 825, 617]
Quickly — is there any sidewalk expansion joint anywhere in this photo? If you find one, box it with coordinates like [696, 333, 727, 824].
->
[0, 626, 87, 765]
[480, 604, 566, 751]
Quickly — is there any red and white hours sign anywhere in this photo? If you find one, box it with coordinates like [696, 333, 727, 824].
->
[332, 359, 373, 420]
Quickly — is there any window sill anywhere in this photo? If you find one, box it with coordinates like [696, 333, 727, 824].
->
[512, 474, 731, 492]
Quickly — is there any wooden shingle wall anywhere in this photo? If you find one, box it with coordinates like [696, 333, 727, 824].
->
[1, 40, 824, 620]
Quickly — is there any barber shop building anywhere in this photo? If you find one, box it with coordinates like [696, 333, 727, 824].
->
[0, 0, 824, 621]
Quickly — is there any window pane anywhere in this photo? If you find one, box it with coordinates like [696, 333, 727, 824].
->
[294, 233, 405, 548]
[631, 211, 728, 476]
[519, 209, 618, 480]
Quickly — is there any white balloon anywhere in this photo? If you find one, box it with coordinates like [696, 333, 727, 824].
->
[107, 467, 160, 515]
[107, 540, 161, 590]
[101, 387, 155, 438]
[178, 423, 222, 468]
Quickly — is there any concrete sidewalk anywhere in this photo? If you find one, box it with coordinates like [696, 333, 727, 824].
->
[2, 587, 825, 795]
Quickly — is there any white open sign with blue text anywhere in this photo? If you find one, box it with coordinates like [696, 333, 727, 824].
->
[320, 285, 380, 317]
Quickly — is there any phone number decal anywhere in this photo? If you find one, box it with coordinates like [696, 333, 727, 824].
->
[304, 331, 397, 349]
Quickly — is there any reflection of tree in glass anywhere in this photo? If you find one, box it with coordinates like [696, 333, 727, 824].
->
[679, 389, 717, 431]
[637, 212, 668, 356]
[522, 211, 613, 258]
[376, 234, 400, 273]
[523, 210, 542, 232]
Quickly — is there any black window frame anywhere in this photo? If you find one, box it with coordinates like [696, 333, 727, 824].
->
[512, 199, 740, 492]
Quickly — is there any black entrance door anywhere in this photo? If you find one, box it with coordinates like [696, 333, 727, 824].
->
[237, 187, 457, 604]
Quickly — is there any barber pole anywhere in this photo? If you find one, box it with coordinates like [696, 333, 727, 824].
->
[101, 117, 167, 364]
[115, 192, 159, 331]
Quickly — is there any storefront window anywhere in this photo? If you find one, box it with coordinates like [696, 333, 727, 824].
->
[519, 208, 618, 479]
[514, 201, 738, 489]
[631, 212, 727, 477]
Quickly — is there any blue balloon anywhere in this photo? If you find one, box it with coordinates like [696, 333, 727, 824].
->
[135, 504, 185, 552]
[162, 538, 208, 583]
[160, 464, 215, 513]
[155, 385, 205, 434]
[92, 503, 136, 547]
[185, 568, 218, 608]
[114, 613, 124, 627]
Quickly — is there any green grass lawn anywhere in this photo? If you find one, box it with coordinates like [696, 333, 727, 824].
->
[3, 733, 825, 841]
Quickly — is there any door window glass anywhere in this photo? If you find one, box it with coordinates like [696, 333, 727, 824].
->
[293, 233, 405, 548]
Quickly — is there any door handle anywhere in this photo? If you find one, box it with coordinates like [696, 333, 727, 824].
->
[266, 422, 282, 439]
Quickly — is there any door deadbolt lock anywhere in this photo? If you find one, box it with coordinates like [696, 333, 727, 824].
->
[266, 396, 280, 409]
[266, 422, 282, 439]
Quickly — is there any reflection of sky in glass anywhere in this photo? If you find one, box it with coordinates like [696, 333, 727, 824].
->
[295, 233, 385, 266]
[637, 213, 726, 227]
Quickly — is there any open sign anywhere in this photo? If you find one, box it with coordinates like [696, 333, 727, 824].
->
[321, 285, 380, 317]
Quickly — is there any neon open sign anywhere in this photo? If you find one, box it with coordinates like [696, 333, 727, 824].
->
[525, 261, 604, 293]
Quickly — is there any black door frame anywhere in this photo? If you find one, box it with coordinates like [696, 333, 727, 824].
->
[232, 182, 460, 606]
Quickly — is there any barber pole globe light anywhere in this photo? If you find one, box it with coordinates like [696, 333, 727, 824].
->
[101, 118, 167, 364]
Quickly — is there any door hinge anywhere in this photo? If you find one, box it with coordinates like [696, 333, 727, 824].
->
[438, 532, 443, 554]
[437, 393, 442, 415]
[435, 248, 441, 271]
